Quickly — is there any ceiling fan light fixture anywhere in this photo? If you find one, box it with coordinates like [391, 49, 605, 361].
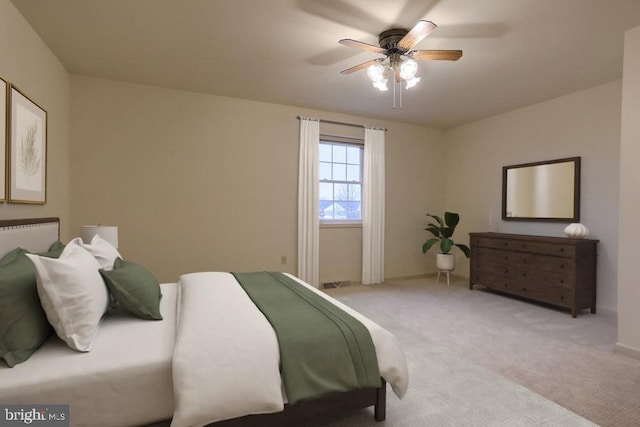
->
[399, 58, 418, 81]
[405, 76, 421, 89]
[373, 79, 389, 91]
[366, 63, 386, 83]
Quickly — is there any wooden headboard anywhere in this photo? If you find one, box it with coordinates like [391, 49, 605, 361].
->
[0, 217, 60, 258]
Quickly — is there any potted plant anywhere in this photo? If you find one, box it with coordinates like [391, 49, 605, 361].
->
[422, 211, 471, 271]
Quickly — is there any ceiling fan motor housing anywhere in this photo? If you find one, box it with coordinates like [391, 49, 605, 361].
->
[379, 28, 409, 52]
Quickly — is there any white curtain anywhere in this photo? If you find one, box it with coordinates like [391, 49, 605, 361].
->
[362, 128, 385, 285]
[297, 118, 320, 287]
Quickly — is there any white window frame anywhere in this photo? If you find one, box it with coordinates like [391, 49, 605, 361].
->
[319, 135, 364, 227]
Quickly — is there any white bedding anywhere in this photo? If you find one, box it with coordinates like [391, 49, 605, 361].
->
[0, 274, 409, 427]
[0, 283, 177, 427]
[171, 272, 409, 427]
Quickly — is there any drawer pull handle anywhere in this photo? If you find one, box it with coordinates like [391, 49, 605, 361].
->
[504, 256, 508, 260]
[522, 287, 527, 291]
[522, 244, 526, 248]
[560, 280, 565, 284]
[560, 265, 564, 269]
[522, 273, 527, 277]
[560, 296, 564, 300]
[560, 248, 565, 252]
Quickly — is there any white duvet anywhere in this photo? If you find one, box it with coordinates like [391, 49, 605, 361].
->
[171, 272, 409, 427]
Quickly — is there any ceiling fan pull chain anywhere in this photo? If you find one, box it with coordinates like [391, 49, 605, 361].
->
[392, 77, 397, 110]
[399, 81, 403, 110]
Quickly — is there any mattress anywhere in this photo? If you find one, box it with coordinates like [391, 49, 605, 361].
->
[0, 283, 177, 427]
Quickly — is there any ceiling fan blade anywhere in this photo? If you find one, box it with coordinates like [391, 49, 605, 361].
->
[338, 39, 385, 53]
[398, 20, 437, 50]
[340, 59, 383, 74]
[411, 49, 463, 61]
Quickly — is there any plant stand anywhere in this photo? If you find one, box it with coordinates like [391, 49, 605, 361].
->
[436, 269, 453, 286]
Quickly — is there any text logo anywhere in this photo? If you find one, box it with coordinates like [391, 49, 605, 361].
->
[0, 405, 68, 426]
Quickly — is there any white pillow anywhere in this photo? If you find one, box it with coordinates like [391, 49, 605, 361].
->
[26, 242, 109, 352]
[70, 234, 121, 270]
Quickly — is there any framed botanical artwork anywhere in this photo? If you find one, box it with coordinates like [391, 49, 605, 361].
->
[0, 76, 6, 202]
[9, 85, 47, 204]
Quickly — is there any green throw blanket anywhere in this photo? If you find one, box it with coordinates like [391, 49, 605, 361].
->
[232, 272, 381, 404]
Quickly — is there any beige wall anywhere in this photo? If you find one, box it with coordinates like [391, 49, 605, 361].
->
[70, 75, 443, 283]
[444, 80, 622, 312]
[617, 25, 640, 356]
[0, 0, 70, 238]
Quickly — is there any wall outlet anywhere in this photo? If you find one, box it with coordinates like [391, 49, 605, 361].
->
[280, 256, 287, 265]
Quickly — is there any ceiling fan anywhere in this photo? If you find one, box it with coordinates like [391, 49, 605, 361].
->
[339, 20, 462, 97]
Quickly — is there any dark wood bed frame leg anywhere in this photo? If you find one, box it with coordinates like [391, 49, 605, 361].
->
[375, 379, 387, 421]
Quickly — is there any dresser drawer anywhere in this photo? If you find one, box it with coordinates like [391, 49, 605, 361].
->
[514, 241, 575, 257]
[473, 247, 576, 273]
[472, 236, 575, 257]
[475, 275, 572, 308]
[515, 269, 575, 290]
[472, 259, 516, 279]
[518, 283, 572, 308]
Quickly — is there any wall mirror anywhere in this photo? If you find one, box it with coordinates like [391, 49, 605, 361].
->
[502, 157, 580, 222]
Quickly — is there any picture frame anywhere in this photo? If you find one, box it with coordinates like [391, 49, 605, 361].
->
[0, 76, 7, 202]
[9, 85, 47, 204]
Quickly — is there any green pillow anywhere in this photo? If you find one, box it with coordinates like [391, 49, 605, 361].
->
[44, 241, 65, 258]
[0, 241, 65, 367]
[100, 258, 163, 320]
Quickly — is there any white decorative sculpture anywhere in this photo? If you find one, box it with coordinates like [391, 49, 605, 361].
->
[564, 223, 589, 239]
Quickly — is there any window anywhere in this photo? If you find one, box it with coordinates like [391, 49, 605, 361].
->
[319, 140, 363, 222]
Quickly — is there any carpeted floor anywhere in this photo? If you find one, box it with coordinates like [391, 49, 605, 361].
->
[324, 276, 640, 426]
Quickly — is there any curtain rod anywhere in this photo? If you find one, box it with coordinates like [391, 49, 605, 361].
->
[297, 116, 387, 132]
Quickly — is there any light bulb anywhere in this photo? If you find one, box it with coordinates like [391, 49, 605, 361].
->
[399, 58, 418, 80]
[366, 63, 385, 82]
[372, 79, 388, 91]
[405, 76, 421, 89]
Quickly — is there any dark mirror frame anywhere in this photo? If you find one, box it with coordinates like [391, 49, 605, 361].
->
[502, 156, 581, 223]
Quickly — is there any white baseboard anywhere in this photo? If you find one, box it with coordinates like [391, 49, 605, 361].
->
[614, 343, 640, 361]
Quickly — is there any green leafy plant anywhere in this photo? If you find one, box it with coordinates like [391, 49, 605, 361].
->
[422, 212, 470, 258]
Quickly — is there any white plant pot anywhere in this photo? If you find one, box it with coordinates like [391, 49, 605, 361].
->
[437, 253, 455, 271]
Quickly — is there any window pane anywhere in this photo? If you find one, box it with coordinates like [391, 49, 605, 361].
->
[322, 204, 333, 219]
[333, 163, 346, 181]
[333, 145, 346, 163]
[348, 184, 361, 201]
[319, 183, 333, 201]
[319, 162, 332, 181]
[346, 165, 360, 182]
[347, 146, 361, 164]
[334, 183, 348, 201]
[346, 202, 361, 220]
[319, 144, 332, 162]
[332, 202, 347, 219]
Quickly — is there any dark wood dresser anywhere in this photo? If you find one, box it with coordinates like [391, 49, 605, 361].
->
[469, 232, 598, 317]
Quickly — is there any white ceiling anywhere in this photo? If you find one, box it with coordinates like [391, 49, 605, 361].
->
[10, 0, 640, 129]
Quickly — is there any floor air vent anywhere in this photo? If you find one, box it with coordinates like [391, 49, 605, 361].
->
[322, 280, 352, 289]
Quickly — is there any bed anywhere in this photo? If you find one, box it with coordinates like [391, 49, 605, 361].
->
[0, 217, 408, 427]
